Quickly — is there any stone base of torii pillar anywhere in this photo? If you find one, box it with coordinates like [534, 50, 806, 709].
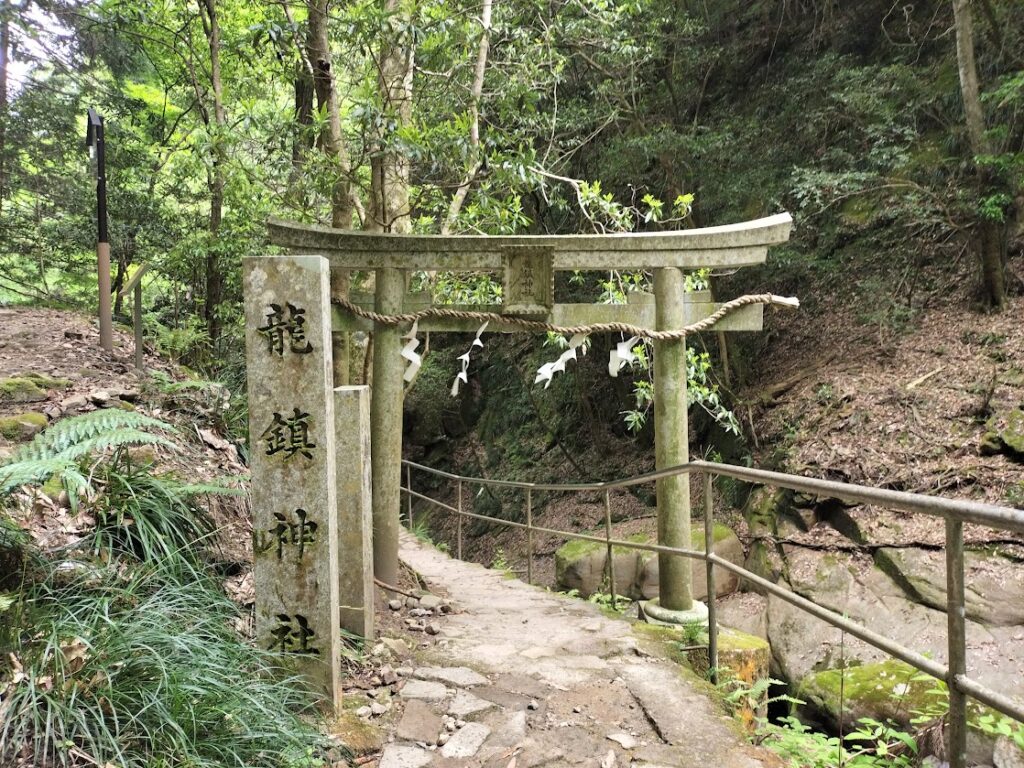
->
[640, 598, 709, 627]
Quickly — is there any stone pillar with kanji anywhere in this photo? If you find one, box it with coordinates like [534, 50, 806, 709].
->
[244, 255, 342, 710]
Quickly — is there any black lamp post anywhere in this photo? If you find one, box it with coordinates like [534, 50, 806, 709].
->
[86, 107, 112, 352]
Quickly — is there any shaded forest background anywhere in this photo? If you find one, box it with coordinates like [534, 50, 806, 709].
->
[3, 0, 1022, 364]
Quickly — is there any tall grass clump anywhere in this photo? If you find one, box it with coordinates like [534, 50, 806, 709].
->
[0, 411, 340, 767]
[0, 556, 334, 768]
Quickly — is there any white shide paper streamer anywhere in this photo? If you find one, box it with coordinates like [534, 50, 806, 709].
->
[534, 334, 589, 388]
[451, 322, 489, 396]
[608, 335, 641, 377]
[400, 321, 422, 383]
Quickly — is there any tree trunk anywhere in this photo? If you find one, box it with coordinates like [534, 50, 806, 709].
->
[369, 0, 414, 234]
[307, 0, 353, 229]
[288, 68, 315, 202]
[442, 0, 493, 234]
[199, 0, 227, 342]
[0, 17, 9, 213]
[952, 0, 1007, 309]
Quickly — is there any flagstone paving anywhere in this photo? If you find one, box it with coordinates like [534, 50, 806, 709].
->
[374, 533, 781, 768]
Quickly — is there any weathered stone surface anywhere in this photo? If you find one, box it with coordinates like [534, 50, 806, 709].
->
[439, 722, 491, 759]
[244, 255, 340, 710]
[399, 680, 448, 701]
[448, 689, 495, 718]
[553, 524, 744, 601]
[418, 594, 443, 610]
[334, 385, 374, 639]
[396, 699, 442, 744]
[994, 736, 1024, 768]
[876, 546, 1024, 626]
[0, 376, 47, 403]
[767, 547, 1024, 764]
[414, 666, 488, 687]
[798, 659, 939, 731]
[378, 745, 433, 768]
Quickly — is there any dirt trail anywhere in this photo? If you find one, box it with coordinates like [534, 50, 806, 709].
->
[384, 532, 778, 768]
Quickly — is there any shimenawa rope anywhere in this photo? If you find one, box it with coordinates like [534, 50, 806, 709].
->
[334, 293, 799, 341]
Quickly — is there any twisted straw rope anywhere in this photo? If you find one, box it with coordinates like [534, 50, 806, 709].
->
[334, 293, 799, 341]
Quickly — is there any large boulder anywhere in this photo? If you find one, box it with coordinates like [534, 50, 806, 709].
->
[554, 523, 744, 601]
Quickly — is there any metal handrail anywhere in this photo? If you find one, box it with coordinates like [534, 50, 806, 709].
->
[399, 458, 1024, 768]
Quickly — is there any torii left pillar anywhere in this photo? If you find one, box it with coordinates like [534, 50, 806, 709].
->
[371, 267, 404, 591]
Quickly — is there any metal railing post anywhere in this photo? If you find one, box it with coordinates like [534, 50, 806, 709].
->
[704, 472, 718, 683]
[604, 489, 616, 610]
[457, 480, 463, 561]
[526, 489, 534, 585]
[946, 517, 967, 768]
[406, 464, 413, 529]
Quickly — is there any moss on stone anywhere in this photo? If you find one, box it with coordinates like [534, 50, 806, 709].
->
[0, 378, 46, 403]
[556, 523, 734, 564]
[0, 374, 69, 404]
[331, 701, 385, 755]
[0, 411, 47, 440]
[798, 659, 940, 728]
[718, 627, 769, 653]
[982, 408, 1024, 458]
[22, 373, 70, 389]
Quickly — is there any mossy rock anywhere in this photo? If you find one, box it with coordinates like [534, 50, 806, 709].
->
[0, 377, 47, 404]
[981, 408, 1024, 459]
[0, 411, 47, 441]
[0, 374, 69, 404]
[330, 699, 385, 755]
[797, 659, 941, 732]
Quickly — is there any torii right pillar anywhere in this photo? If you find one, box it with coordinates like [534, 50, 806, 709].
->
[651, 266, 699, 618]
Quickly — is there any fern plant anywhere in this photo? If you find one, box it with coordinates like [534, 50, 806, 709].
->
[0, 410, 178, 508]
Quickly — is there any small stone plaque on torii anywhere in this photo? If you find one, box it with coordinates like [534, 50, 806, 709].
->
[502, 246, 553, 316]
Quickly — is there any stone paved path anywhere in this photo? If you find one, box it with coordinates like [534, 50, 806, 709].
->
[379, 533, 780, 768]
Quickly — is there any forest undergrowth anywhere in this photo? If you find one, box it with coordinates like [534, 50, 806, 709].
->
[0, 411, 342, 767]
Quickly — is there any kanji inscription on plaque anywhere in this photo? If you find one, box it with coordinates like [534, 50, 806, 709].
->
[258, 302, 314, 355]
[503, 246, 553, 316]
[268, 613, 319, 654]
[261, 408, 316, 459]
[255, 508, 319, 561]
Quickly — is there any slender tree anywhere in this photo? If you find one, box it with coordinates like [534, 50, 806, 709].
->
[952, 0, 1007, 309]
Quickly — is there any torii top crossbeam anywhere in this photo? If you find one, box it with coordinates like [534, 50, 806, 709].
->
[267, 213, 792, 270]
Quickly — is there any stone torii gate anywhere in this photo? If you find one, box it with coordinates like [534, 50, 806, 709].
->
[266, 212, 793, 623]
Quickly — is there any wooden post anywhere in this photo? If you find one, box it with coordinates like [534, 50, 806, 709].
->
[133, 283, 144, 371]
[371, 267, 404, 589]
[98, 242, 113, 352]
[653, 267, 693, 612]
[457, 480, 463, 560]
